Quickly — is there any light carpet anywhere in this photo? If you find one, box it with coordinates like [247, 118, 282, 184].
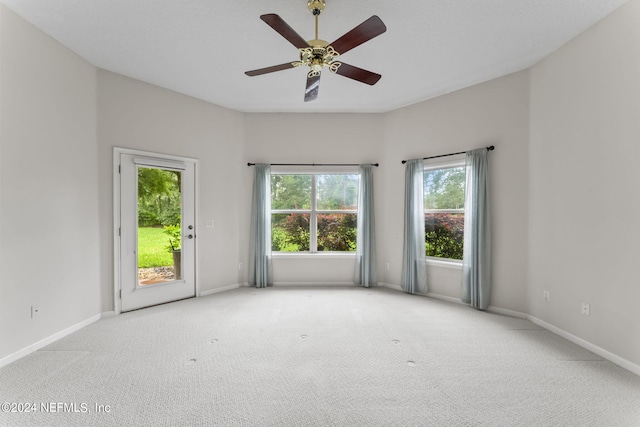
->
[1, 286, 639, 426]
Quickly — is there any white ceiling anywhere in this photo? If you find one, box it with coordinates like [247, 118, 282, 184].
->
[0, 0, 628, 113]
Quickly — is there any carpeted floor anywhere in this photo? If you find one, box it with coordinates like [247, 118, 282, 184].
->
[1, 286, 639, 426]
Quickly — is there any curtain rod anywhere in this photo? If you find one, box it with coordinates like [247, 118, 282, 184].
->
[401, 145, 494, 164]
[247, 162, 379, 167]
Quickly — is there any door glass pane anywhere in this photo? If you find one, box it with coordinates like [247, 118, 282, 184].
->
[137, 167, 182, 286]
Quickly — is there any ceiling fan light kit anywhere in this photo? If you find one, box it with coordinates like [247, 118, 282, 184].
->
[244, 0, 386, 102]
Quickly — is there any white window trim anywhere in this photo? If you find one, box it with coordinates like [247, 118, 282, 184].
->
[271, 165, 359, 175]
[424, 208, 463, 214]
[423, 153, 465, 170]
[426, 257, 463, 269]
[272, 252, 357, 260]
[271, 168, 359, 254]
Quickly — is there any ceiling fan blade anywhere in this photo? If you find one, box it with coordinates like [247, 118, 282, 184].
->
[245, 62, 297, 77]
[334, 63, 381, 85]
[305, 73, 321, 102]
[329, 15, 386, 55]
[261, 14, 310, 49]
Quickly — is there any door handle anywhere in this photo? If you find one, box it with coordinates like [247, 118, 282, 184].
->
[186, 234, 194, 239]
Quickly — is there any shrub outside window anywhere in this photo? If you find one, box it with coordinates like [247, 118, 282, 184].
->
[271, 172, 359, 252]
[424, 161, 465, 260]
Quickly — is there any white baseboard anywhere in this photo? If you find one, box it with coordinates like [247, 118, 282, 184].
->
[380, 283, 462, 304]
[380, 282, 402, 291]
[427, 292, 463, 305]
[527, 315, 640, 377]
[422, 291, 528, 320]
[4, 289, 637, 378]
[488, 305, 528, 319]
[272, 282, 356, 286]
[378, 284, 639, 376]
[199, 283, 241, 296]
[0, 314, 101, 369]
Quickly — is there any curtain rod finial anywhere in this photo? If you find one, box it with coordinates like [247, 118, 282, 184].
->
[487, 146, 495, 151]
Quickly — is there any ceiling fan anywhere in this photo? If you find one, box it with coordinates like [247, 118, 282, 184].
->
[244, 0, 387, 102]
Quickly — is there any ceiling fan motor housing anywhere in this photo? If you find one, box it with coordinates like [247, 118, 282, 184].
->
[296, 43, 340, 77]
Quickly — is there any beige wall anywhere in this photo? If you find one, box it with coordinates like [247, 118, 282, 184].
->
[382, 71, 530, 312]
[99, 81, 529, 302]
[243, 76, 530, 315]
[97, 70, 246, 311]
[242, 113, 385, 284]
[0, 6, 99, 359]
[2, 0, 639, 373]
[529, 0, 640, 366]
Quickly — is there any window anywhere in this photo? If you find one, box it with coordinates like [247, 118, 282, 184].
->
[271, 172, 359, 252]
[424, 160, 465, 260]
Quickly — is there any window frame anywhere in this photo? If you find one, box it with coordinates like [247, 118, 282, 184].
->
[270, 167, 359, 254]
[423, 156, 466, 265]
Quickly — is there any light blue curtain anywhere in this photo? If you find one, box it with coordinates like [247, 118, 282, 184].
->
[248, 164, 272, 288]
[355, 165, 377, 287]
[401, 159, 427, 294]
[462, 149, 491, 309]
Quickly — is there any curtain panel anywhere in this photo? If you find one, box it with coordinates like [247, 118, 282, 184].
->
[248, 164, 272, 288]
[355, 164, 377, 287]
[401, 159, 427, 294]
[462, 149, 491, 309]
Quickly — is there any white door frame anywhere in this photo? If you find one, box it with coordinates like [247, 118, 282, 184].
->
[113, 147, 199, 315]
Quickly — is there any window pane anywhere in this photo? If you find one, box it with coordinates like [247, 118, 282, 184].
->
[271, 175, 312, 210]
[317, 213, 357, 252]
[425, 212, 464, 260]
[424, 167, 465, 210]
[316, 174, 359, 210]
[272, 213, 310, 252]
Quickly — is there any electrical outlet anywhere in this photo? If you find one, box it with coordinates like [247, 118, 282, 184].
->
[31, 305, 40, 319]
[581, 303, 590, 316]
[543, 290, 550, 302]
[238, 262, 243, 270]
[205, 220, 214, 228]
[385, 263, 390, 270]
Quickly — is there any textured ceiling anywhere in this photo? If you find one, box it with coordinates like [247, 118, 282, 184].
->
[0, 0, 628, 113]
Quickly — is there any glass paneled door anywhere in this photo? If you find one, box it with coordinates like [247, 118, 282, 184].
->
[118, 152, 196, 312]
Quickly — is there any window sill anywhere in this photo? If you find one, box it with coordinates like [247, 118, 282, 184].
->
[272, 252, 357, 260]
[426, 258, 463, 270]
